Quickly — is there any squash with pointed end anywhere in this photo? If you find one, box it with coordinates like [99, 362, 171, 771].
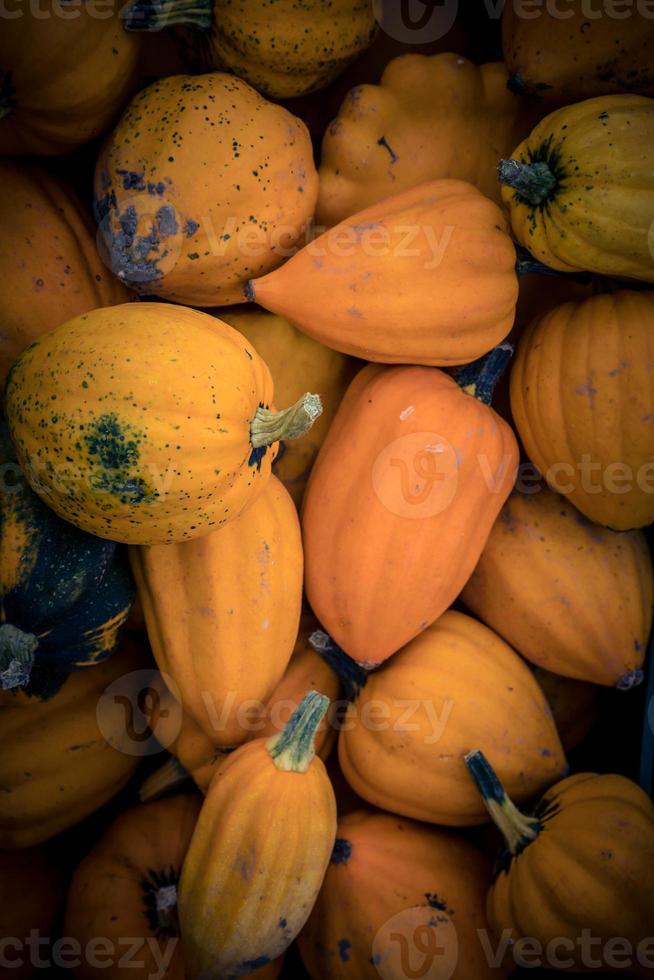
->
[499, 96, 654, 282]
[5, 303, 321, 545]
[94, 73, 317, 305]
[298, 808, 509, 980]
[0, 845, 65, 980]
[248, 180, 518, 366]
[466, 751, 654, 974]
[462, 486, 653, 686]
[338, 610, 566, 826]
[302, 350, 518, 666]
[179, 692, 337, 977]
[511, 291, 654, 529]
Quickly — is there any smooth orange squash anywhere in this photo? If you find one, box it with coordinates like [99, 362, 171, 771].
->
[64, 793, 202, 980]
[532, 667, 600, 753]
[462, 486, 654, 687]
[0, 160, 131, 387]
[94, 73, 317, 305]
[510, 291, 654, 530]
[338, 610, 567, 826]
[179, 692, 337, 978]
[302, 355, 518, 666]
[298, 808, 509, 980]
[248, 180, 518, 366]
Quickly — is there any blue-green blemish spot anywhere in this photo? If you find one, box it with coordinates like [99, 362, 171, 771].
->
[331, 838, 352, 864]
[83, 413, 155, 505]
[338, 939, 351, 962]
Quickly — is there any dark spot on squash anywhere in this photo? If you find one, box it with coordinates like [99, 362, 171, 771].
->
[331, 838, 352, 864]
[338, 939, 351, 962]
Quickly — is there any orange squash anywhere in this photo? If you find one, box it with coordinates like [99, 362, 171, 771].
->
[511, 290, 654, 530]
[0, 160, 131, 387]
[64, 793, 202, 980]
[338, 610, 566, 826]
[302, 355, 518, 666]
[532, 667, 600, 753]
[179, 692, 337, 977]
[462, 486, 653, 687]
[317, 53, 541, 225]
[0, 3, 140, 155]
[248, 180, 518, 366]
[299, 808, 509, 980]
[218, 307, 359, 508]
[0, 845, 65, 980]
[94, 72, 317, 305]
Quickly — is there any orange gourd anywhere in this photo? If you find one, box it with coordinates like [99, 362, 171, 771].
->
[511, 291, 654, 530]
[302, 355, 519, 666]
[248, 180, 518, 366]
[0, 845, 65, 980]
[338, 610, 567, 826]
[299, 808, 509, 980]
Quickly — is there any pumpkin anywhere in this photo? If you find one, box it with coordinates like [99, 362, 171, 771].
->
[0, 637, 147, 848]
[466, 750, 654, 974]
[218, 307, 359, 508]
[462, 485, 654, 686]
[499, 95, 654, 282]
[179, 691, 337, 977]
[510, 290, 654, 530]
[502, 2, 654, 105]
[5, 303, 321, 545]
[0, 423, 134, 700]
[94, 72, 318, 306]
[338, 610, 567, 826]
[0, 160, 131, 387]
[130, 474, 303, 747]
[0, 3, 140, 156]
[317, 52, 542, 225]
[532, 667, 600, 753]
[64, 793, 202, 980]
[298, 808, 509, 980]
[302, 352, 518, 666]
[248, 179, 518, 366]
[0, 845, 65, 980]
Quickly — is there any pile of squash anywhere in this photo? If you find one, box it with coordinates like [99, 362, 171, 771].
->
[1, 2, 654, 978]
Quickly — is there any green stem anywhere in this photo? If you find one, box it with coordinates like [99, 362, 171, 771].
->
[123, 0, 212, 30]
[266, 690, 329, 773]
[498, 159, 558, 206]
[250, 393, 322, 449]
[0, 624, 38, 691]
[452, 343, 513, 406]
[309, 630, 368, 702]
[465, 750, 541, 855]
[139, 756, 190, 802]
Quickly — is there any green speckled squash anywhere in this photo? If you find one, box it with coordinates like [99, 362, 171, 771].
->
[94, 73, 318, 305]
[5, 303, 321, 545]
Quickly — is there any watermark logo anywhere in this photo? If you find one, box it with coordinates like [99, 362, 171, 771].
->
[372, 907, 458, 980]
[96, 669, 182, 757]
[372, 0, 458, 44]
[372, 432, 459, 519]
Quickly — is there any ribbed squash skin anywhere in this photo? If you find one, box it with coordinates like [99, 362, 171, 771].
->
[463, 487, 653, 686]
[65, 793, 202, 980]
[338, 611, 566, 826]
[502, 2, 654, 105]
[501, 96, 654, 281]
[488, 773, 654, 974]
[0, 160, 131, 386]
[94, 73, 317, 305]
[0, 4, 140, 156]
[318, 53, 541, 224]
[0, 639, 146, 848]
[177, 0, 377, 98]
[302, 364, 519, 666]
[249, 180, 518, 366]
[5, 303, 277, 545]
[299, 809, 509, 980]
[218, 308, 358, 508]
[0, 845, 65, 980]
[179, 736, 337, 978]
[130, 475, 303, 746]
[510, 291, 654, 530]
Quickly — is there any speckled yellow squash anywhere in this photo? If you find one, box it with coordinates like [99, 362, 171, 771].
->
[179, 692, 337, 978]
[499, 95, 654, 281]
[5, 303, 321, 545]
[94, 73, 318, 305]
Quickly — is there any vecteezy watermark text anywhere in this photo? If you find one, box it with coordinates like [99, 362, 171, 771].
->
[0, 931, 177, 979]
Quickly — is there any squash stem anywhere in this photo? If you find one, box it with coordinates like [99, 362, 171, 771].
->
[465, 750, 541, 855]
[123, 0, 212, 30]
[309, 630, 368, 701]
[452, 342, 513, 406]
[0, 624, 38, 690]
[498, 159, 557, 206]
[250, 393, 322, 449]
[267, 690, 329, 773]
[139, 756, 191, 802]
